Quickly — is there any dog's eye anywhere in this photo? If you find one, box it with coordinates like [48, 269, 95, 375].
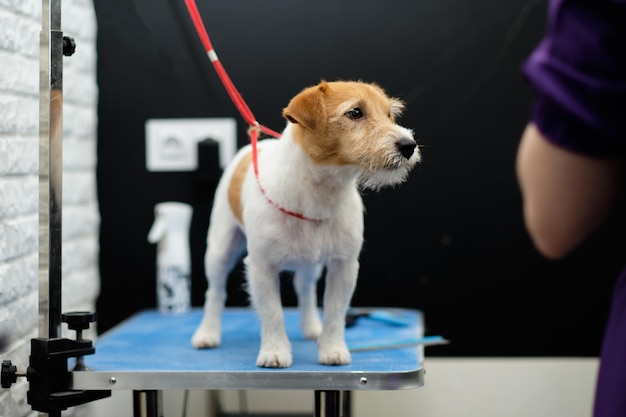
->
[345, 108, 364, 120]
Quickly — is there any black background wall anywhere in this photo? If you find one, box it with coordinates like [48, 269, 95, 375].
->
[94, 0, 626, 356]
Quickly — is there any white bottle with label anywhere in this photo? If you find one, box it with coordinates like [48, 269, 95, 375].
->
[148, 202, 193, 314]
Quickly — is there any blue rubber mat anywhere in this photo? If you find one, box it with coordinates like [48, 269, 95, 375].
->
[72, 308, 424, 391]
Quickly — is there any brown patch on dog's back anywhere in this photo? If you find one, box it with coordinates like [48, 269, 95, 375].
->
[228, 151, 253, 224]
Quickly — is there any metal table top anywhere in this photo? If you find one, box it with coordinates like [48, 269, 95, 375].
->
[70, 308, 424, 391]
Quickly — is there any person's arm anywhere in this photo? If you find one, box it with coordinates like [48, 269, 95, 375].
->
[516, 123, 621, 259]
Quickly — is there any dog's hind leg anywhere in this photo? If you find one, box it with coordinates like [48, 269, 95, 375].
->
[294, 264, 323, 340]
[191, 217, 246, 349]
[318, 258, 359, 365]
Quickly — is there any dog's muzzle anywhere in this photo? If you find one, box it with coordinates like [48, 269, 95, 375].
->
[396, 138, 417, 159]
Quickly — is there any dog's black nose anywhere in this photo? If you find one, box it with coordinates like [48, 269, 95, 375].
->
[396, 138, 417, 159]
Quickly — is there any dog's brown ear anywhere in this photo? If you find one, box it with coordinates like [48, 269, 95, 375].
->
[283, 83, 327, 131]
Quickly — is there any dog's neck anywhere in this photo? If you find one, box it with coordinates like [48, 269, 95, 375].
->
[257, 124, 360, 221]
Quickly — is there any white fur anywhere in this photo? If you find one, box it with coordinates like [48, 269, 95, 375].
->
[191, 82, 420, 368]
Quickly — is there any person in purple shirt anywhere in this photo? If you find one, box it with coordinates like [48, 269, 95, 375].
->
[517, 0, 625, 415]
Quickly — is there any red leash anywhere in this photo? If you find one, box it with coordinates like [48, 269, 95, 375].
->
[183, 0, 321, 222]
[183, 0, 279, 137]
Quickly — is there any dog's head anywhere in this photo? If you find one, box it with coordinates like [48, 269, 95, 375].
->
[283, 81, 420, 190]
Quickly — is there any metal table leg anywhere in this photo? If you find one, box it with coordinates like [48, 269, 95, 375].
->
[133, 390, 164, 417]
[314, 390, 351, 417]
[342, 391, 351, 417]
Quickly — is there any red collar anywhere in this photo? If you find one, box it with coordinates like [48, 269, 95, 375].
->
[249, 127, 323, 223]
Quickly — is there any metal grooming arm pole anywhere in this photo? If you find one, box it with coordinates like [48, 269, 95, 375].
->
[39, 0, 63, 343]
[0, 1, 109, 415]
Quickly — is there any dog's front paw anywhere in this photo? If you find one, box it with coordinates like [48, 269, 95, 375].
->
[318, 342, 351, 366]
[191, 327, 221, 349]
[256, 343, 292, 368]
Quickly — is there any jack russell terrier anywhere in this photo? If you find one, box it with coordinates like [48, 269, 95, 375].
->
[191, 80, 420, 367]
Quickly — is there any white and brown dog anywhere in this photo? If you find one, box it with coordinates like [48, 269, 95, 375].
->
[191, 81, 420, 368]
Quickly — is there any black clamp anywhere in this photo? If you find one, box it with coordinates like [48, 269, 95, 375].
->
[1, 311, 110, 413]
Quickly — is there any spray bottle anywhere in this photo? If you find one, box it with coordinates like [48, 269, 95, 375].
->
[148, 202, 193, 314]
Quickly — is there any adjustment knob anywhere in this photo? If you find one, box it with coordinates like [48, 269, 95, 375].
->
[62, 312, 97, 331]
[1, 360, 17, 389]
[63, 36, 76, 56]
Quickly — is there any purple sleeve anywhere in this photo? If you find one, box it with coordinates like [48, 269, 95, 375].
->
[594, 268, 626, 417]
[523, 0, 626, 156]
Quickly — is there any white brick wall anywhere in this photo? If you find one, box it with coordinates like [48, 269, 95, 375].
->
[0, 0, 99, 416]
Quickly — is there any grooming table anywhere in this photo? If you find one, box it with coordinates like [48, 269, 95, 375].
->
[70, 308, 425, 416]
